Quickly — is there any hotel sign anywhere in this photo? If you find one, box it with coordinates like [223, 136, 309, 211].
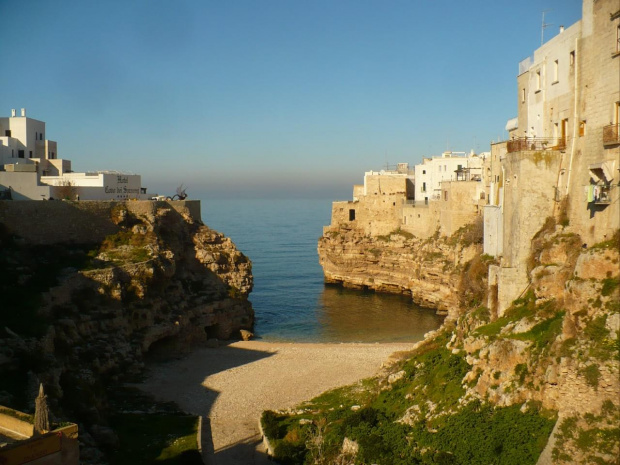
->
[104, 174, 140, 195]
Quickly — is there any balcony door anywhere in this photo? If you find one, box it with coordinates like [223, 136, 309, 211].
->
[561, 119, 568, 147]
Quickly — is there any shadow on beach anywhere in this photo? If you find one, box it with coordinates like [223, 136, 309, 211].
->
[139, 342, 276, 465]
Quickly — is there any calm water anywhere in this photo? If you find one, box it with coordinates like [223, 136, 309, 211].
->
[201, 198, 444, 342]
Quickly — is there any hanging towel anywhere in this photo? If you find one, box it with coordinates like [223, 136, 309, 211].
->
[587, 185, 594, 202]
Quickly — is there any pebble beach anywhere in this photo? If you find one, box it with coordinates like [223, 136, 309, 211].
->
[139, 340, 416, 465]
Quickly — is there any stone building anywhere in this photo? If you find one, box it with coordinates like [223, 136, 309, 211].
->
[413, 151, 484, 205]
[327, 153, 487, 239]
[486, 0, 620, 314]
[330, 163, 415, 236]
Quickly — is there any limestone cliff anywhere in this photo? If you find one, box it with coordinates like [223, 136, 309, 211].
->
[318, 222, 484, 320]
[265, 224, 617, 464]
[0, 201, 253, 438]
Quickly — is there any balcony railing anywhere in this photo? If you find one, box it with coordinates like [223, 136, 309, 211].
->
[603, 124, 620, 146]
[507, 137, 566, 153]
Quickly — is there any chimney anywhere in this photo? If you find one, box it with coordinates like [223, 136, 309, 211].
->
[559, 25, 564, 33]
[21, 108, 26, 117]
[11, 109, 16, 117]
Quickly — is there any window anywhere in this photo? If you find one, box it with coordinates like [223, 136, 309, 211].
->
[422, 182, 426, 192]
[536, 70, 541, 91]
[29, 151, 32, 158]
[444, 191, 448, 201]
[18, 150, 24, 158]
[422, 169, 426, 174]
[521, 88, 525, 103]
[553, 60, 559, 83]
[5, 130, 10, 137]
[348, 209, 356, 221]
[570, 50, 575, 66]
[579, 120, 586, 137]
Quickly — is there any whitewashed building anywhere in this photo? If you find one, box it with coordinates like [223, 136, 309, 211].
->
[0, 109, 151, 200]
[413, 151, 485, 204]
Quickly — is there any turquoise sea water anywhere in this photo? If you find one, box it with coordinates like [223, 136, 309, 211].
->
[201, 198, 444, 342]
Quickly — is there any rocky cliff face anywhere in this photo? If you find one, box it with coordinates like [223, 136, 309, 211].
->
[318, 223, 483, 320]
[315, 217, 619, 464]
[0, 201, 253, 435]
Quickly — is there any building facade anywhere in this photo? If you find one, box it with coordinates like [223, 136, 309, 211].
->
[413, 151, 485, 205]
[486, 0, 620, 314]
[0, 109, 151, 200]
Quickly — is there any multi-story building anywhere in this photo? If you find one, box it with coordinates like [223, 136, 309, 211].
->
[0, 109, 150, 200]
[413, 151, 485, 205]
[486, 0, 620, 313]
[327, 152, 488, 239]
[330, 163, 415, 236]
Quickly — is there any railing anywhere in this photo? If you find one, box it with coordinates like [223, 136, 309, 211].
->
[507, 137, 566, 153]
[603, 124, 620, 146]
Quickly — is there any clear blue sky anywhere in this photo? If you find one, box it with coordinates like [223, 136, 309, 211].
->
[1, 0, 582, 199]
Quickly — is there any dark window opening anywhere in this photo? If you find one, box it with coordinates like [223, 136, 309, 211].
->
[29, 151, 33, 158]
[5, 130, 10, 137]
[18, 150, 24, 158]
[349, 209, 356, 221]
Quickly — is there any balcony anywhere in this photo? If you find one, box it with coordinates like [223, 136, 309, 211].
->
[603, 124, 620, 146]
[507, 137, 566, 153]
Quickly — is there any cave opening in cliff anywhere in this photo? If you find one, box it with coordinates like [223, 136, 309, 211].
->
[204, 324, 219, 339]
[145, 335, 182, 362]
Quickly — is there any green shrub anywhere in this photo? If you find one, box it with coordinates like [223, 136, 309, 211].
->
[581, 364, 600, 389]
[601, 277, 619, 297]
[261, 410, 289, 440]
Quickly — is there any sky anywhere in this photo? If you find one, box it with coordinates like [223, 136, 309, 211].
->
[1, 0, 583, 199]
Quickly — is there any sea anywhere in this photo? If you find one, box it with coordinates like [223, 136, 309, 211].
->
[201, 197, 444, 343]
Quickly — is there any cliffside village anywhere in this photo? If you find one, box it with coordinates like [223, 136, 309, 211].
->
[326, 0, 619, 314]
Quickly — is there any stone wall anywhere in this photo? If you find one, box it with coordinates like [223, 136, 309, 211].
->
[401, 203, 440, 238]
[0, 408, 33, 438]
[0, 200, 202, 245]
[439, 181, 485, 236]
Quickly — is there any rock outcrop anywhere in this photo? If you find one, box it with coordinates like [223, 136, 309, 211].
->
[315, 214, 619, 464]
[318, 224, 483, 320]
[0, 201, 253, 433]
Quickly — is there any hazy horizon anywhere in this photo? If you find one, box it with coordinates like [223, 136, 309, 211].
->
[1, 0, 582, 198]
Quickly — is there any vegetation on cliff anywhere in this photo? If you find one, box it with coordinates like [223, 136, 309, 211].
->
[268, 220, 619, 464]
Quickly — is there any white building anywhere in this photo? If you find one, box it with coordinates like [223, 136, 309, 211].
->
[41, 172, 147, 201]
[0, 109, 150, 200]
[413, 151, 484, 204]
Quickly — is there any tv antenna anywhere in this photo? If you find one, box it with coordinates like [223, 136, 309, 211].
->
[541, 10, 553, 46]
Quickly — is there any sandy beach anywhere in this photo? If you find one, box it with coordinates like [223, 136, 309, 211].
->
[139, 340, 416, 465]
